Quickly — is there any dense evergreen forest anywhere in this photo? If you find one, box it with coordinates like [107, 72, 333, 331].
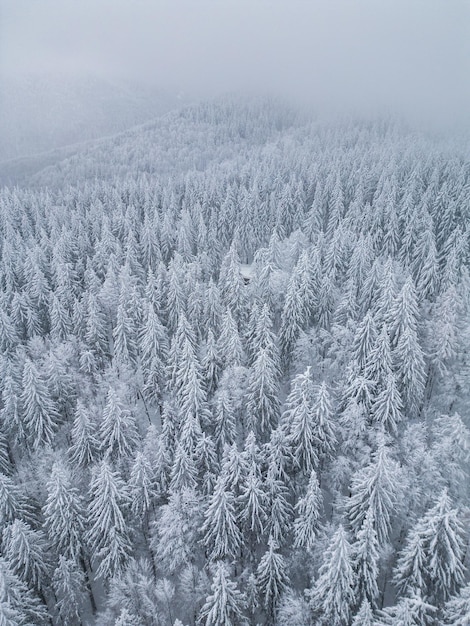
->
[0, 98, 469, 625]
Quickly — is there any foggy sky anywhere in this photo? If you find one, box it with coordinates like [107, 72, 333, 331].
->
[1, 0, 470, 127]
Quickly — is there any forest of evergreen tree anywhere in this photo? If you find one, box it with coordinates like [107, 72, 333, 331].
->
[0, 98, 468, 625]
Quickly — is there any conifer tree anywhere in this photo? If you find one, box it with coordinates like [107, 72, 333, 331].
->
[293, 470, 323, 551]
[312, 381, 336, 462]
[351, 310, 378, 374]
[347, 440, 401, 544]
[203, 329, 222, 396]
[211, 390, 235, 460]
[371, 371, 403, 434]
[201, 473, 242, 562]
[100, 387, 139, 461]
[394, 490, 465, 604]
[246, 346, 280, 436]
[129, 451, 156, 519]
[352, 599, 374, 626]
[427, 285, 460, 376]
[414, 225, 439, 300]
[153, 488, 202, 574]
[2, 520, 50, 591]
[376, 593, 436, 626]
[284, 367, 319, 475]
[238, 466, 266, 542]
[250, 303, 280, 368]
[204, 279, 223, 335]
[389, 275, 420, 348]
[219, 240, 246, 322]
[308, 525, 356, 626]
[43, 460, 85, 562]
[169, 441, 198, 492]
[49, 293, 72, 342]
[199, 562, 247, 626]
[393, 326, 426, 417]
[175, 337, 208, 452]
[442, 583, 470, 626]
[220, 443, 246, 496]
[139, 303, 168, 401]
[217, 309, 245, 368]
[256, 537, 290, 615]
[86, 460, 132, 578]
[69, 400, 99, 468]
[352, 508, 380, 607]
[195, 432, 218, 495]
[165, 254, 187, 333]
[280, 266, 306, 361]
[265, 425, 292, 485]
[366, 324, 393, 392]
[0, 370, 23, 443]
[21, 358, 61, 449]
[84, 291, 110, 359]
[0, 557, 49, 625]
[0, 472, 32, 530]
[113, 286, 138, 366]
[53, 556, 87, 626]
[265, 476, 292, 547]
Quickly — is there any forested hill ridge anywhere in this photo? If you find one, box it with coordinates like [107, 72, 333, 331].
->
[0, 73, 182, 163]
[0, 97, 469, 625]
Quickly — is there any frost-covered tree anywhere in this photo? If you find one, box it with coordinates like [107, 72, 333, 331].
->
[312, 381, 336, 462]
[201, 473, 241, 562]
[256, 537, 290, 615]
[169, 441, 198, 492]
[0, 557, 49, 625]
[375, 593, 436, 626]
[0, 472, 31, 530]
[280, 265, 306, 361]
[100, 387, 139, 461]
[442, 583, 470, 626]
[352, 508, 380, 607]
[219, 241, 246, 322]
[86, 461, 132, 578]
[371, 371, 403, 434]
[389, 275, 420, 348]
[217, 310, 245, 368]
[347, 440, 401, 544]
[2, 520, 50, 591]
[351, 599, 374, 626]
[293, 470, 323, 551]
[393, 326, 426, 417]
[238, 466, 266, 542]
[69, 400, 99, 467]
[203, 329, 222, 396]
[53, 556, 88, 626]
[246, 346, 280, 436]
[43, 460, 85, 561]
[129, 451, 156, 519]
[153, 488, 202, 574]
[199, 562, 247, 626]
[265, 476, 292, 547]
[213, 386, 237, 453]
[394, 490, 466, 603]
[308, 525, 356, 626]
[21, 357, 61, 449]
[283, 367, 318, 475]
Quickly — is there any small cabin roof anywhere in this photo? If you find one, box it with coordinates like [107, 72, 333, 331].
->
[240, 264, 254, 282]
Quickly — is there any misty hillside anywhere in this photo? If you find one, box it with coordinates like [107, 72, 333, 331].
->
[3, 96, 296, 189]
[0, 97, 469, 625]
[0, 73, 182, 163]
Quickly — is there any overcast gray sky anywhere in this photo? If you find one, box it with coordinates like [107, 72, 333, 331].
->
[1, 0, 470, 125]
